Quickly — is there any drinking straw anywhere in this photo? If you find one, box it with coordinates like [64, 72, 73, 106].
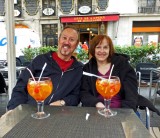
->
[108, 64, 114, 80]
[83, 71, 105, 80]
[38, 62, 47, 82]
[26, 68, 36, 82]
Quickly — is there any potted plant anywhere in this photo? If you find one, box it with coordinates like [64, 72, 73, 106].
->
[21, 46, 57, 63]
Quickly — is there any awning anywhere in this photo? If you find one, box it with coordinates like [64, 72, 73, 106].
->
[60, 13, 119, 23]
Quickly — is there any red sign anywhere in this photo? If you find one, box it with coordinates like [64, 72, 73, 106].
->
[60, 14, 119, 23]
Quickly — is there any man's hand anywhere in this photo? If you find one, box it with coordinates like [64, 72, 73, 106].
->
[50, 100, 65, 106]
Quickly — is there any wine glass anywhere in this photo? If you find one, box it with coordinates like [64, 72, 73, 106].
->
[27, 77, 53, 119]
[96, 76, 121, 117]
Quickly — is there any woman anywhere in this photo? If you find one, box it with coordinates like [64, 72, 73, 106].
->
[80, 35, 139, 111]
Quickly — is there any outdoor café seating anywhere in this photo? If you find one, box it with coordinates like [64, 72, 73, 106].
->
[136, 62, 159, 98]
[150, 68, 160, 106]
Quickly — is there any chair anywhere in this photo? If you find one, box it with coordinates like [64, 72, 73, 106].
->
[16, 58, 22, 66]
[5, 58, 22, 66]
[148, 68, 160, 100]
[145, 107, 150, 129]
[137, 94, 160, 130]
[152, 81, 160, 106]
[136, 62, 159, 98]
[0, 72, 7, 93]
[18, 56, 25, 66]
[136, 64, 160, 129]
[137, 106, 150, 129]
[151, 68, 160, 106]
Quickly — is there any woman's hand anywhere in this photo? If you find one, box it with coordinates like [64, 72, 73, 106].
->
[96, 102, 105, 109]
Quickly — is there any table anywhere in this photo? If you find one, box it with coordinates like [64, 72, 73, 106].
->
[0, 105, 153, 138]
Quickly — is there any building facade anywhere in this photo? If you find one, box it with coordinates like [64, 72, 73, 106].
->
[0, 0, 160, 47]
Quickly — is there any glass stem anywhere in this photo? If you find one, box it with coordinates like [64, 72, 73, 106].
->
[104, 99, 111, 110]
[37, 101, 44, 113]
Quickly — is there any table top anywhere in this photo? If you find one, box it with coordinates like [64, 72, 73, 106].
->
[0, 105, 153, 138]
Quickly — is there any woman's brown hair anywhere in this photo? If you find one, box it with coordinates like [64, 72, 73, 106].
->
[89, 35, 115, 62]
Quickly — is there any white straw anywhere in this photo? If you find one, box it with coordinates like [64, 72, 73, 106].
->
[109, 64, 114, 80]
[38, 62, 47, 82]
[26, 68, 36, 82]
[83, 71, 105, 80]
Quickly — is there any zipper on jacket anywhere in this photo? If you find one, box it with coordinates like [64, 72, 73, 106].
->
[48, 71, 64, 104]
[48, 66, 80, 104]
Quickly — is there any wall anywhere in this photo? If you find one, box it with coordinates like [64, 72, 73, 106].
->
[1, 0, 160, 47]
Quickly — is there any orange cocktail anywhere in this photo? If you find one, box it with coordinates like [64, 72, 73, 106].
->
[96, 76, 121, 117]
[27, 79, 52, 101]
[96, 78, 121, 100]
[27, 77, 53, 119]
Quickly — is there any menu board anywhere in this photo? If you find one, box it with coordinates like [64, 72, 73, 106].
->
[25, 0, 39, 16]
[60, 0, 73, 13]
[0, 0, 5, 15]
[97, 0, 108, 11]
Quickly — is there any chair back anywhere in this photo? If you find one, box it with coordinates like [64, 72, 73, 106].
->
[136, 63, 158, 81]
[18, 56, 25, 66]
[16, 58, 22, 66]
[0, 72, 7, 93]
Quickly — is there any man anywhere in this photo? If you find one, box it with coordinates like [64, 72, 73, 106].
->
[7, 26, 83, 110]
[82, 41, 88, 51]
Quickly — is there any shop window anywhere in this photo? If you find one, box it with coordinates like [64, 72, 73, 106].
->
[42, 0, 56, 16]
[14, 0, 22, 17]
[97, 0, 109, 11]
[59, 0, 73, 14]
[45, 35, 58, 46]
[139, 0, 156, 13]
[0, 0, 5, 16]
[0, 0, 22, 17]
[24, 0, 39, 16]
[42, 24, 58, 46]
[147, 0, 155, 6]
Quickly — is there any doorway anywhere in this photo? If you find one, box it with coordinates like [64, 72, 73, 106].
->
[65, 23, 99, 43]
[80, 33, 89, 44]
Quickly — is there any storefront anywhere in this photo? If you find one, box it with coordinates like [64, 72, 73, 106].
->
[132, 21, 160, 47]
[59, 13, 119, 43]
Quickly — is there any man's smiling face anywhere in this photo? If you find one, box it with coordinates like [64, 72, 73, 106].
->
[57, 28, 79, 61]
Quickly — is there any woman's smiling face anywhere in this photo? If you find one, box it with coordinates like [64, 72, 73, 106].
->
[95, 38, 110, 63]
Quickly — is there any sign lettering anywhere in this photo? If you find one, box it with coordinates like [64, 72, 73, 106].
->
[0, 37, 17, 46]
[60, 15, 119, 23]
